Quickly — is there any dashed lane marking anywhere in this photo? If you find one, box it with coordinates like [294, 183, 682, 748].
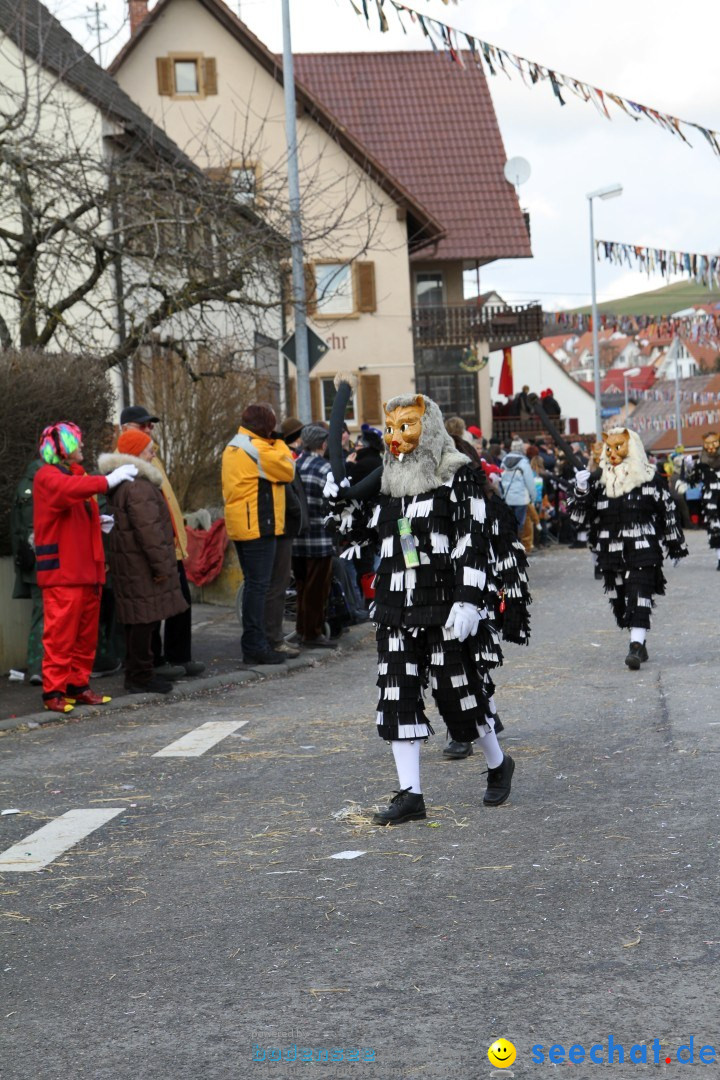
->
[153, 720, 249, 758]
[0, 808, 124, 872]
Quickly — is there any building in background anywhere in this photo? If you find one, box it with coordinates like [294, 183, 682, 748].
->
[111, 0, 541, 430]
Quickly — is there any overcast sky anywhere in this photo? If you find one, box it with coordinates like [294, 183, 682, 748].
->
[50, 0, 720, 310]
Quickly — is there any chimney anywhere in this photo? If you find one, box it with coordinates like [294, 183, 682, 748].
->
[129, 0, 149, 35]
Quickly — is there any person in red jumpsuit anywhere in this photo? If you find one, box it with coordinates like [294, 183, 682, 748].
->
[33, 422, 137, 713]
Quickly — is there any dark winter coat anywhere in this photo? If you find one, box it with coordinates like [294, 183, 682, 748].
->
[11, 458, 43, 598]
[346, 445, 383, 484]
[98, 452, 188, 626]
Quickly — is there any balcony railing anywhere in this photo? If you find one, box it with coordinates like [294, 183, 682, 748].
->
[412, 302, 544, 350]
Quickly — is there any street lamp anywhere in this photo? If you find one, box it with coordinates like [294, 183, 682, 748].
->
[588, 183, 623, 438]
[623, 366, 641, 420]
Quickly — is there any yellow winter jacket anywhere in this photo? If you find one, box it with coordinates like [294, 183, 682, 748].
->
[222, 426, 295, 541]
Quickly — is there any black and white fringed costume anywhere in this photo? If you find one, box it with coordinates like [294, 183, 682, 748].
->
[570, 428, 687, 666]
[326, 392, 530, 822]
[690, 447, 720, 555]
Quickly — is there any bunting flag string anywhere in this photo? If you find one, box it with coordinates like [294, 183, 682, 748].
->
[349, 0, 720, 159]
[596, 239, 720, 287]
[543, 309, 720, 340]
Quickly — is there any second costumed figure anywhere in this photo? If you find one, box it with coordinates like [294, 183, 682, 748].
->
[571, 427, 688, 669]
[690, 431, 720, 568]
[325, 382, 530, 825]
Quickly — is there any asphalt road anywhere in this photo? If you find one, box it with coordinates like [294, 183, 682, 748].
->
[1, 532, 718, 1080]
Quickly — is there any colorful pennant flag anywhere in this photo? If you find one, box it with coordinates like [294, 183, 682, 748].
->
[349, 0, 720, 159]
[596, 240, 720, 287]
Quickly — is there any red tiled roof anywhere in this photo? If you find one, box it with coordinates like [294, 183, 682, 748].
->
[684, 340, 720, 370]
[541, 334, 575, 355]
[292, 51, 532, 264]
[602, 368, 657, 393]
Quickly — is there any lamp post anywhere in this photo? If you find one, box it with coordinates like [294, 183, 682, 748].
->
[281, 0, 311, 422]
[587, 183, 623, 438]
[623, 366, 641, 422]
[666, 336, 683, 444]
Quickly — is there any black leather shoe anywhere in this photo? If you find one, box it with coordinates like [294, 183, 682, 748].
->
[372, 788, 426, 825]
[483, 754, 515, 807]
[124, 676, 173, 695]
[625, 642, 646, 670]
[443, 739, 473, 759]
[243, 650, 286, 665]
[638, 643, 649, 663]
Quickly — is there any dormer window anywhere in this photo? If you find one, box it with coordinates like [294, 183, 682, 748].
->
[156, 54, 218, 99]
[232, 165, 257, 206]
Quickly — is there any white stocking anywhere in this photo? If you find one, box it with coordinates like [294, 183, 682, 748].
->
[391, 739, 421, 794]
[630, 627, 647, 645]
[475, 726, 503, 770]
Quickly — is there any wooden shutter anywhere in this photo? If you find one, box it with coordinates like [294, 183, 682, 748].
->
[286, 376, 297, 419]
[360, 373, 383, 424]
[304, 263, 317, 316]
[202, 57, 218, 95]
[354, 261, 376, 313]
[156, 57, 173, 96]
[310, 378, 322, 422]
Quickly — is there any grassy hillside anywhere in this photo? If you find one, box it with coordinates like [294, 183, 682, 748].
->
[569, 279, 720, 317]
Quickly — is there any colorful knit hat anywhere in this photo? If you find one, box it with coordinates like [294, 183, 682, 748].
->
[117, 429, 152, 457]
[39, 422, 82, 465]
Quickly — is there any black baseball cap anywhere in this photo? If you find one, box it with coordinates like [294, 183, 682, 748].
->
[120, 405, 160, 425]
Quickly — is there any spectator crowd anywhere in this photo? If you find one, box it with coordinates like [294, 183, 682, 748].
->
[7, 396, 713, 715]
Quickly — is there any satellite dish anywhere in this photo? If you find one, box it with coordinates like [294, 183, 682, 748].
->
[504, 157, 531, 190]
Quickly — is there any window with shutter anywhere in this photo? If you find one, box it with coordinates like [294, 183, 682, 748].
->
[156, 57, 173, 96]
[304, 264, 317, 316]
[354, 262, 377, 313]
[202, 57, 218, 95]
[359, 374, 383, 424]
[310, 378, 322, 422]
[286, 376, 298, 419]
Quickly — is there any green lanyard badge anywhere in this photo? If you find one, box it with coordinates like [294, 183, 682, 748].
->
[398, 517, 419, 568]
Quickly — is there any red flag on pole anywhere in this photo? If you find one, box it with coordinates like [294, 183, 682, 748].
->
[498, 347, 514, 397]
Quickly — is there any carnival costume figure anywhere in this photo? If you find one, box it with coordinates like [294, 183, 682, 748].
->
[571, 427, 688, 670]
[325, 383, 530, 825]
[690, 432, 720, 566]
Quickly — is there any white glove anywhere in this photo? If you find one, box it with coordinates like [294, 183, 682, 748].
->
[99, 514, 115, 534]
[106, 463, 138, 489]
[574, 468, 591, 492]
[323, 471, 350, 500]
[444, 602, 481, 642]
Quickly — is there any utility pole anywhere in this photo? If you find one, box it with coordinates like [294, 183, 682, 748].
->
[85, 2, 107, 66]
[281, 0, 312, 423]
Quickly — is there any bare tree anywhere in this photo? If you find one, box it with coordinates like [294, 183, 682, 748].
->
[0, 13, 390, 381]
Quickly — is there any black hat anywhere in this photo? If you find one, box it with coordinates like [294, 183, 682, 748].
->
[120, 405, 160, 425]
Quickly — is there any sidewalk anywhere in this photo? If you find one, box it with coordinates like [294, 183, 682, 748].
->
[0, 602, 370, 730]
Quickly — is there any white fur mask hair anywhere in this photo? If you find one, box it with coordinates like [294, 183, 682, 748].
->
[599, 428, 655, 497]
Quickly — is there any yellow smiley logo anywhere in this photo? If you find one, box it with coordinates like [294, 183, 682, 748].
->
[488, 1039, 517, 1068]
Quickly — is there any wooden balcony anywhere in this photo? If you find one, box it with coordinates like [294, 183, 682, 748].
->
[412, 302, 544, 351]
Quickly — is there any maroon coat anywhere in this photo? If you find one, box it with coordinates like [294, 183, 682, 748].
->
[98, 453, 187, 626]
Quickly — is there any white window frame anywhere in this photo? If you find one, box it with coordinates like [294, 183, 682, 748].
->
[321, 376, 356, 423]
[315, 262, 354, 317]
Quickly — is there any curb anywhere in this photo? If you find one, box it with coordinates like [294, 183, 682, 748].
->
[0, 623, 376, 736]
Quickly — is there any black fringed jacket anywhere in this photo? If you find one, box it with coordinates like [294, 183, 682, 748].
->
[570, 474, 688, 569]
[328, 464, 531, 644]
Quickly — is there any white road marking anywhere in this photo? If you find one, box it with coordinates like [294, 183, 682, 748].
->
[153, 720, 248, 758]
[0, 808, 124, 872]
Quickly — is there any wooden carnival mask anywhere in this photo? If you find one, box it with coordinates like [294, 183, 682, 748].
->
[703, 432, 720, 455]
[383, 396, 425, 458]
[603, 429, 631, 467]
[590, 441, 604, 467]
